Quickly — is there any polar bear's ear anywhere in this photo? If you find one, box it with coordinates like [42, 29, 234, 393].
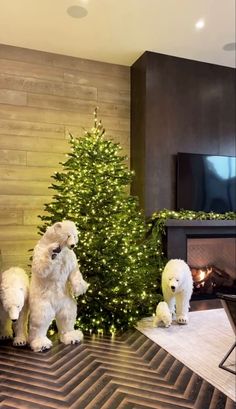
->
[54, 222, 62, 231]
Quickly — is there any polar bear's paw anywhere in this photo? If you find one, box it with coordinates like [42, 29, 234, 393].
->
[177, 315, 189, 325]
[47, 242, 61, 260]
[60, 329, 83, 345]
[30, 336, 52, 352]
[13, 336, 27, 346]
[0, 332, 13, 340]
[72, 277, 89, 296]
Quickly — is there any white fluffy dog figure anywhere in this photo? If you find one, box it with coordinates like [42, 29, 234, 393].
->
[29, 220, 89, 352]
[0, 267, 29, 346]
[153, 301, 172, 328]
[162, 259, 193, 325]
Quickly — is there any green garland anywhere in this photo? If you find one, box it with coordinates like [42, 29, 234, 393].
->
[147, 209, 236, 270]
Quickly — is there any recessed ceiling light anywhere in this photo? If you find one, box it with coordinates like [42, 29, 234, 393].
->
[223, 42, 236, 51]
[67, 5, 88, 18]
[195, 19, 205, 30]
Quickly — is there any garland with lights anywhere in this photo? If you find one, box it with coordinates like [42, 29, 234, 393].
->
[39, 110, 160, 333]
[147, 209, 236, 273]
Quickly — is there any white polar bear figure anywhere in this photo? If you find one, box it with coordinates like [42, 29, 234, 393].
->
[0, 267, 29, 346]
[153, 301, 172, 328]
[29, 220, 89, 352]
[162, 259, 193, 325]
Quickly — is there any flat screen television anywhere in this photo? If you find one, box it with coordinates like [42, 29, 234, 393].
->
[177, 153, 236, 213]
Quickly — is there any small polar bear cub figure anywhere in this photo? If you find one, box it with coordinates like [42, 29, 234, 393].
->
[162, 259, 193, 325]
[29, 220, 89, 352]
[153, 301, 172, 328]
[0, 267, 29, 346]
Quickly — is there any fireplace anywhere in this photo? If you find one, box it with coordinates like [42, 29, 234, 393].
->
[166, 220, 236, 300]
[187, 237, 236, 299]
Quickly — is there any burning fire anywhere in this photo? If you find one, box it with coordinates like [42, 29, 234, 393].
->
[190, 264, 233, 295]
[198, 269, 205, 281]
[198, 267, 212, 282]
[191, 266, 213, 288]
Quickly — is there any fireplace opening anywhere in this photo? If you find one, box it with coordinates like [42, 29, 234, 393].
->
[187, 237, 236, 299]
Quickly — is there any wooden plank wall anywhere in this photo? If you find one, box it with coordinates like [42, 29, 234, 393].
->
[0, 44, 130, 273]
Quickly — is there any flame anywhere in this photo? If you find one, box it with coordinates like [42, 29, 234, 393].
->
[199, 269, 205, 281]
[193, 266, 213, 283]
[206, 267, 213, 275]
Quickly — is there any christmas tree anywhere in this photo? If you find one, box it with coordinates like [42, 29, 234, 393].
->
[39, 110, 161, 333]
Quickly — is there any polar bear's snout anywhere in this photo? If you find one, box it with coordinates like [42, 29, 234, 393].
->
[168, 275, 182, 293]
[169, 278, 179, 292]
[67, 235, 77, 249]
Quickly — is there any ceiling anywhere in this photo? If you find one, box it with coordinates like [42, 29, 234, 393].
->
[0, 0, 235, 68]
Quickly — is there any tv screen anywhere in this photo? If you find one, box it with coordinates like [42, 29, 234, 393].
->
[177, 153, 236, 213]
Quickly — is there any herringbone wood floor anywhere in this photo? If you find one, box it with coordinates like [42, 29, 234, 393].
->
[0, 330, 235, 409]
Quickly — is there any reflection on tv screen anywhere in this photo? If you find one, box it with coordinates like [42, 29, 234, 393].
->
[177, 153, 236, 213]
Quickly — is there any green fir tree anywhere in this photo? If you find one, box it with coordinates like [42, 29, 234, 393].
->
[39, 111, 161, 333]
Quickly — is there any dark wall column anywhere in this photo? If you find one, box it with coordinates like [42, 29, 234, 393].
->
[131, 51, 236, 216]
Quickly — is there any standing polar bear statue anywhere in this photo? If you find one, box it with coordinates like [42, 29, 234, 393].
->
[162, 259, 193, 324]
[29, 220, 89, 352]
[0, 267, 29, 346]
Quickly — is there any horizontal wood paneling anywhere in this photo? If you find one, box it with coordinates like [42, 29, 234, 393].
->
[0, 180, 52, 196]
[0, 104, 130, 130]
[0, 44, 130, 271]
[0, 255, 33, 272]
[0, 239, 36, 255]
[98, 88, 130, 104]
[0, 58, 65, 81]
[0, 135, 69, 153]
[64, 70, 129, 88]
[23, 209, 46, 225]
[26, 151, 64, 167]
[0, 44, 129, 78]
[0, 150, 26, 165]
[0, 165, 59, 181]
[27, 93, 129, 118]
[0, 210, 23, 225]
[0, 73, 98, 100]
[0, 225, 39, 240]
[0, 195, 52, 209]
[0, 118, 65, 138]
[0, 89, 27, 105]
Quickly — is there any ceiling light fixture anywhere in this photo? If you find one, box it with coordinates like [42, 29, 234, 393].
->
[195, 19, 205, 30]
[223, 42, 236, 51]
[67, 5, 88, 18]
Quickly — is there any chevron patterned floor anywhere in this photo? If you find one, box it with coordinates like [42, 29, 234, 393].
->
[0, 330, 235, 409]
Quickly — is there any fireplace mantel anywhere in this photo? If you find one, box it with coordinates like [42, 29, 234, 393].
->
[166, 219, 236, 260]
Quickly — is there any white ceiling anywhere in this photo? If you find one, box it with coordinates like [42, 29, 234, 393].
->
[0, 0, 235, 68]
